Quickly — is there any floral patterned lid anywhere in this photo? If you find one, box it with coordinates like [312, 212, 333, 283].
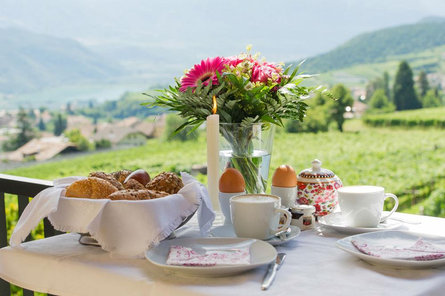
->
[297, 159, 337, 181]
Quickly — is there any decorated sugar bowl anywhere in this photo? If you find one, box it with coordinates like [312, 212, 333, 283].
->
[296, 159, 342, 216]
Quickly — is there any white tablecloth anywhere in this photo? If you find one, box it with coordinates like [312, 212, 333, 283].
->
[1, 212, 445, 296]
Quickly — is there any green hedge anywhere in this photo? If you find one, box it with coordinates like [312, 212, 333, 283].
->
[363, 107, 445, 128]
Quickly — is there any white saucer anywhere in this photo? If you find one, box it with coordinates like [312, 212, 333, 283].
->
[318, 212, 402, 235]
[211, 224, 301, 246]
[145, 237, 277, 277]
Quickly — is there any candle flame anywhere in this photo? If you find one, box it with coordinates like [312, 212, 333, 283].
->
[212, 96, 217, 114]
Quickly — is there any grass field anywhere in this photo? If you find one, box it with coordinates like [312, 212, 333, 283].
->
[4, 124, 445, 215]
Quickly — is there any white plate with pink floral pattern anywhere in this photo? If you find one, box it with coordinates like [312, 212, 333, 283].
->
[318, 212, 403, 235]
[336, 230, 445, 269]
[145, 237, 277, 277]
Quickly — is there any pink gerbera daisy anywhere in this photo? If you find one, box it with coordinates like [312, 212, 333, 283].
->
[180, 57, 227, 92]
[251, 62, 282, 84]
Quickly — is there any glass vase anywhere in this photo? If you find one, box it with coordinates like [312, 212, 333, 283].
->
[219, 123, 275, 194]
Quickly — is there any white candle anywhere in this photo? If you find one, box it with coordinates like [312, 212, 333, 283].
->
[206, 98, 220, 210]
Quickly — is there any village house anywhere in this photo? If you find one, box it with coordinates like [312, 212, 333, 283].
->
[5, 136, 77, 162]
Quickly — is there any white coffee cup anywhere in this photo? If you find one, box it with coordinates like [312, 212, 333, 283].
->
[230, 194, 291, 240]
[338, 185, 399, 227]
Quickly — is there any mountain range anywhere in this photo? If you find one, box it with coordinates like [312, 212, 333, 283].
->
[0, 27, 123, 94]
[1, 15, 445, 109]
[299, 17, 445, 74]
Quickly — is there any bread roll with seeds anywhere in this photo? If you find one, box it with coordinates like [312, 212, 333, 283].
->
[107, 189, 169, 200]
[146, 172, 184, 194]
[89, 171, 124, 190]
[112, 169, 133, 184]
[123, 179, 145, 190]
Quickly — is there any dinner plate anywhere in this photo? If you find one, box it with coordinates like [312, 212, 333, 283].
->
[145, 237, 277, 277]
[336, 230, 445, 269]
[318, 212, 402, 234]
[211, 224, 301, 246]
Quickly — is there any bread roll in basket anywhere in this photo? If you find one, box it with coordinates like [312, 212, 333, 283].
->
[48, 171, 204, 257]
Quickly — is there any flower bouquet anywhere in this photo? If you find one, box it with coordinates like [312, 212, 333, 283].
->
[145, 49, 327, 193]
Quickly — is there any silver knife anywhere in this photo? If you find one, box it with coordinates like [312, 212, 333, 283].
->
[261, 253, 286, 290]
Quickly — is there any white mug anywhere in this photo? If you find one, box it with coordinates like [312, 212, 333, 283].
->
[230, 194, 291, 240]
[338, 185, 399, 227]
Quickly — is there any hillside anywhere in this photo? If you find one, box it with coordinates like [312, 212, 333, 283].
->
[298, 19, 445, 74]
[78, 91, 163, 120]
[307, 44, 445, 89]
[0, 27, 123, 94]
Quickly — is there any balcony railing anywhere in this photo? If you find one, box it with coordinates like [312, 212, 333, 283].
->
[0, 173, 60, 296]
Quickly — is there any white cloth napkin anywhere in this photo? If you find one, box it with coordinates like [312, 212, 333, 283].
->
[10, 173, 215, 258]
[351, 238, 445, 261]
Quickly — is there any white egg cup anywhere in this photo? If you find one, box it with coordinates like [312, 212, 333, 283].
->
[218, 192, 245, 225]
[271, 185, 297, 209]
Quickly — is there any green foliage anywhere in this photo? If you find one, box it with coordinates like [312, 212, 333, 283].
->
[94, 139, 112, 149]
[146, 62, 321, 134]
[53, 113, 67, 136]
[418, 71, 430, 97]
[64, 129, 92, 151]
[327, 84, 354, 132]
[164, 114, 199, 142]
[298, 21, 445, 73]
[78, 91, 163, 120]
[393, 61, 421, 110]
[363, 107, 445, 128]
[1, 108, 35, 151]
[422, 89, 442, 108]
[365, 72, 391, 102]
[286, 84, 352, 133]
[285, 92, 331, 133]
[38, 117, 46, 131]
[383, 72, 391, 100]
[285, 106, 330, 133]
[368, 89, 395, 113]
[423, 189, 445, 217]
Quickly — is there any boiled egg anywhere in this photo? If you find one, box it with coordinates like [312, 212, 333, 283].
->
[219, 168, 245, 193]
[272, 165, 297, 187]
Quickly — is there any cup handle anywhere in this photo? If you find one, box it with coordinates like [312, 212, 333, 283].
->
[380, 193, 399, 223]
[273, 208, 292, 234]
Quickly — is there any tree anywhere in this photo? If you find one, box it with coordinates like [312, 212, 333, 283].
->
[368, 89, 395, 112]
[365, 76, 384, 101]
[285, 92, 330, 133]
[2, 108, 34, 151]
[66, 102, 74, 115]
[15, 108, 34, 147]
[54, 114, 67, 136]
[393, 61, 421, 110]
[383, 71, 391, 101]
[328, 84, 354, 132]
[64, 129, 91, 151]
[365, 72, 390, 102]
[418, 71, 430, 98]
[422, 89, 442, 108]
[38, 118, 46, 131]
